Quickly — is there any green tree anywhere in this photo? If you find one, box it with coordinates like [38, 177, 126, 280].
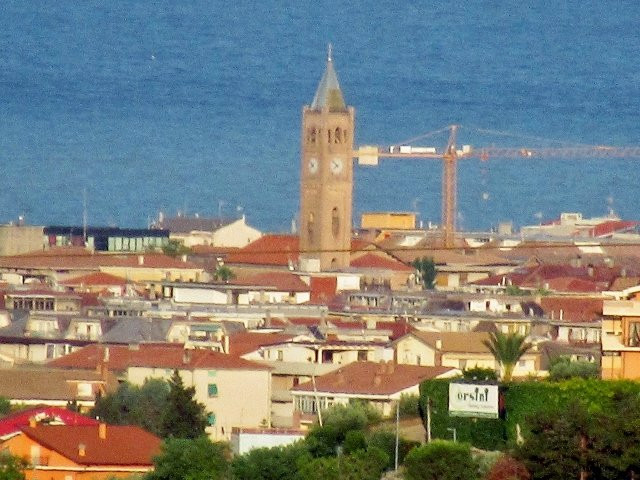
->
[161, 370, 208, 439]
[404, 440, 479, 480]
[91, 379, 169, 437]
[0, 397, 11, 417]
[295, 447, 388, 480]
[462, 366, 498, 382]
[146, 436, 230, 480]
[367, 430, 420, 471]
[548, 356, 599, 381]
[231, 442, 310, 480]
[398, 394, 420, 418]
[412, 257, 437, 289]
[0, 452, 27, 480]
[161, 239, 191, 258]
[305, 402, 381, 458]
[213, 265, 235, 282]
[514, 402, 591, 480]
[482, 331, 531, 382]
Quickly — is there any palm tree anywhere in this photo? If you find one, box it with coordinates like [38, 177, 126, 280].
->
[483, 331, 531, 382]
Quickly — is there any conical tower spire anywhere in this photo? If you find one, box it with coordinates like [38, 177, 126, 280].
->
[310, 44, 347, 112]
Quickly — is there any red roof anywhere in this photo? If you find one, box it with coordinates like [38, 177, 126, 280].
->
[61, 272, 129, 287]
[330, 319, 413, 340]
[0, 252, 201, 271]
[541, 296, 603, 322]
[226, 235, 300, 267]
[350, 252, 413, 271]
[0, 407, 98, 439]
[472, 263, 626, 293]
[49, 343, 270, 371]
[20, 424, 161, 466]
[310, 276, 338, 304]
[227, 331, 296, 357]
[293, 361, 454, 396]
[591, 220, 638, 238]
[236, 271, 310, 292]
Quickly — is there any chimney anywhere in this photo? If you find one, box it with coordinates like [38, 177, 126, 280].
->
[98, 423, 107, 439]
[103, 346, 110, 363]
[183, 349, 192, 365]
[29, 417, 36, 428]
[435, 339, 443, 350]
[138, 255, 144, 266]
[78, 444, 86, 457]
[224, 334, 230, 354]
[373, 374, 382, 386]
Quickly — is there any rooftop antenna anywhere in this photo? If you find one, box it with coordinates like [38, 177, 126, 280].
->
[83, 188, 88, 246]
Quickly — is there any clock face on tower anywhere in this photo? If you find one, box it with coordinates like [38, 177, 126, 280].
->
[330, 157, 343, 175]
[308, 157, 319, 174]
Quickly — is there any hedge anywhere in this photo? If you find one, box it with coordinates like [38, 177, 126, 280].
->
[419, 378, 640, 450]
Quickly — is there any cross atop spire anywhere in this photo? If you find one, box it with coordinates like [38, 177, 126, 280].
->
[310, 45, 347, 112]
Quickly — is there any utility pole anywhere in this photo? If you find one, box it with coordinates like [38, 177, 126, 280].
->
[426, 396, 432, 443]
[395, 402, 400, 470]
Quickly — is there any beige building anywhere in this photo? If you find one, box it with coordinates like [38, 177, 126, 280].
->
[125, 348, 272, 441]
[392, 331, 541, 378]
[299, 48, 354, 271]
[291, 361, 459, 424]
[0, 224, 44, 256]
[155, 214, 262, 248]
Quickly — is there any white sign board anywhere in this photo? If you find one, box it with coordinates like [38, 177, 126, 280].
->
[448, 382, 499, 419]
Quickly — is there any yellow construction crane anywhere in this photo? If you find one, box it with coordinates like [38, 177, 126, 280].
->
[355, 125, 640, 249]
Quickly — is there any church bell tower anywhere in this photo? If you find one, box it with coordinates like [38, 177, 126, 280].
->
[299, 46, 355, 271]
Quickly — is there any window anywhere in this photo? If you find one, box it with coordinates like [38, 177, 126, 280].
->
[357, 350, 367, 361]
[331, 207, 340, 237]
[208, 413, 216, 426]
[629, 322, 640, 347]
[277, 350, 284, 361]
[307, 213, 315, 243]
[208, 384, 219, 397]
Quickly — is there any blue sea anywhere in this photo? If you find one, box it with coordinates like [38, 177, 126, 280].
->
[1, 1, 639, 232]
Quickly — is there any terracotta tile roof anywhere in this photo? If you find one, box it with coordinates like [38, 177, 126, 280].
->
[609, 276, 640, 291]
[227, 331, 296, 357]
[310, 276, 337, 304]
[408, 331, 492, 354]
[350, 252, 413, 271]
[20, 424, 161, 466]
[540, 296, 603, 322]
[60, 272, 129, 287]
[472, 263, 628, 293]
[544, 276, 606, 293]
[0, 368, 116, 402]
[591, 220, 638, 237]
[292, 361, 454, 396]
[236, 271, 310, 292]
[0, 252, 201, 271]
[225, 235, 300, 267]
[0, 407, 98, 439]
[49, 343, 270, 371]
[331, 319, 413, 340]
